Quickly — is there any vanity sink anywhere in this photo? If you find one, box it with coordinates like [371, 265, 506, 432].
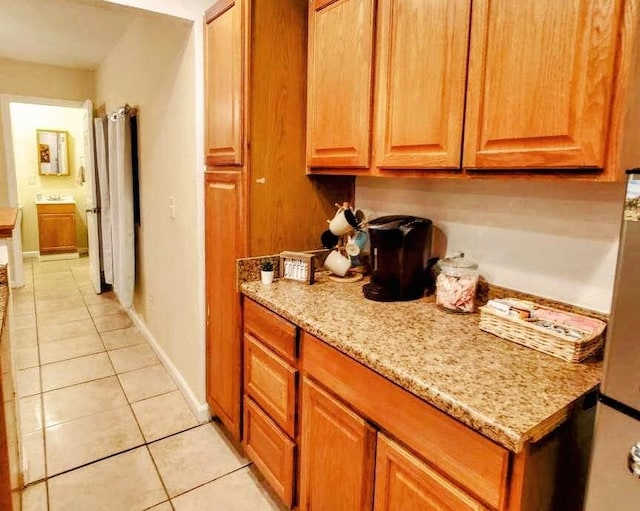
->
[35, 194, 75, 205]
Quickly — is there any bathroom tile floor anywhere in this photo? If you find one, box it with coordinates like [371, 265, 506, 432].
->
[12, 257, 283, 511]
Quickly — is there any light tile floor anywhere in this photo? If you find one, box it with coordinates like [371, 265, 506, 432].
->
[12, 257, 283, 511]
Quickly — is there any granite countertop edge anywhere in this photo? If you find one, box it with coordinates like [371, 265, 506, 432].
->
[240, 278, 602, 453]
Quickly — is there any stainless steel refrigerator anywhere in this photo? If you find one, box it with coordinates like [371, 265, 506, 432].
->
[585, 170, 640, 509]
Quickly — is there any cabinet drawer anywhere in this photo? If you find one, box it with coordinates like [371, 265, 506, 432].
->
[244, 298, 297, 364]
[244, 397, 295, 508]
[245, 335, 297, 437]
[375, 433, 488, 511]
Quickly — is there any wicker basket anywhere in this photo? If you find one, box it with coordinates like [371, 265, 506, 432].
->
[479, 303, 606, 363]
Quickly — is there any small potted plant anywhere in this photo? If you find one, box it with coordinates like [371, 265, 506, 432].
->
[260, 260, 275, 285]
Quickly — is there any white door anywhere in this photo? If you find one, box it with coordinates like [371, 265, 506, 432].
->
[83, 99, 101, 294]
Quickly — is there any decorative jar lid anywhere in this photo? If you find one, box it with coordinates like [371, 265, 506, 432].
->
[437, 252, 478, 276]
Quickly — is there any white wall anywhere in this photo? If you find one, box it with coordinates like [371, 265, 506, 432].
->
[95, 11, 206, 406]
[102, 0, 208, 408]
[9, 103, 89, 253]
[356, 177, 626, 313]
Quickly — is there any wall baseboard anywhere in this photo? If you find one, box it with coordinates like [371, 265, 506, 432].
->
[22, 251, 39, 259]
[126, 308, 211, 423]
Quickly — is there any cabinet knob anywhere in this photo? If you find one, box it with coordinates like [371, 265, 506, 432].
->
[628, 443, 640, 477]
[255, 177, 266, 184]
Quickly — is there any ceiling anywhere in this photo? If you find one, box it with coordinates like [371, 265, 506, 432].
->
[0, 0, 140, 70]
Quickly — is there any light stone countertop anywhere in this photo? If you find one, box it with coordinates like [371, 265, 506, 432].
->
[241, 274, 603, 453]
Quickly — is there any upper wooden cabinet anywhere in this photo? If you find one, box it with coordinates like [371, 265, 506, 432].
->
[306, 0, 375, 168]
[463, 0, 622, 170]
[205, 0, 244, 166]
[307, 0, 639, 180]
[374, 0, 471, 170]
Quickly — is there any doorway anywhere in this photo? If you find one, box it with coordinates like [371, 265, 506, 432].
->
[1, 94, 100, 292]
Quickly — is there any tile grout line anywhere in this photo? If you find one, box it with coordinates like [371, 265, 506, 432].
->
[143, 444, 174, 507]
[34, 265, 49, 493]
[42, 422, 207, 485]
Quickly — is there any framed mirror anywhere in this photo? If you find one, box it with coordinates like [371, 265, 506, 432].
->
[37, 129, 70, 176]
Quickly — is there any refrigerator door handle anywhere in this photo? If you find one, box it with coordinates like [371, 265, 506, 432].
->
[628, 442, 640, 477]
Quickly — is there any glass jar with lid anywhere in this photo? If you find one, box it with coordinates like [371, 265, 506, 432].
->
[435, 253, 479, 313]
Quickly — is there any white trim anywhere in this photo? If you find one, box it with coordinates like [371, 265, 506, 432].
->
[126, 307, 211, 423]
[21, 251, 39, 259]
[192, 11, 208, 419]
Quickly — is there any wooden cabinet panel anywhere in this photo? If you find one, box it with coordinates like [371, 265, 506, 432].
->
[374, 434, 488, 511]
[244, 397, 295, 507]
[37, 203, 76, 254]
[307, 0, 375, 168]
[374, 0, 470, 170]
[205, 171, 246, 440]
[464, 0, 621, 169]
[301, 331, 509, 509]
[204, 0, 353, 449]
[244, 298, 297, 364]
[205, 0, 244, 166]
[299, 377, 376, 511]
[244, 335, 297, 437]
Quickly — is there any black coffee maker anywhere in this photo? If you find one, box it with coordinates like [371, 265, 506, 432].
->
[363, 215, 432, 302]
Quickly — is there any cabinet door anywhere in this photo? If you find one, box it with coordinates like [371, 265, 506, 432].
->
[464, 0, 621, 170]
[307, 0, 375, 169]
[374, 0, 470, 170]
[38, 213, 76, 253]
[299, 377, 376, 511]
[374, 434, 488, 511]
[204, 0, 245, 166]
[205, 171, 246, 440]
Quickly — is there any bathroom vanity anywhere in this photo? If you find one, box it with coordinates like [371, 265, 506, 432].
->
[36, 200, 77, 254]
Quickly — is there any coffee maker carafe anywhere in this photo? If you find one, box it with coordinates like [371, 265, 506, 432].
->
[363, 215, 432, 302]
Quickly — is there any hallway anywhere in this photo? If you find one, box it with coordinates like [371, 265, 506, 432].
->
[11, 257, 281, 511]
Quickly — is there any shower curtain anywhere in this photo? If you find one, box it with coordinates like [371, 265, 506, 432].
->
[94, 117, 113, 285]
[94, 106, 136, 308]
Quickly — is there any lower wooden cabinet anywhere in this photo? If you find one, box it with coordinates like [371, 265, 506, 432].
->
[299, 377, 376, 511]
[374, 434, 488, 511]
[244, 397, 295, 507]
[242, 298, 299, 508]
[37, 203, 76, 254]
[240, 301, 594, 511]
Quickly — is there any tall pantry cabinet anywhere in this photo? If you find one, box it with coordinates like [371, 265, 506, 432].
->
[204, 0, 352, 440]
